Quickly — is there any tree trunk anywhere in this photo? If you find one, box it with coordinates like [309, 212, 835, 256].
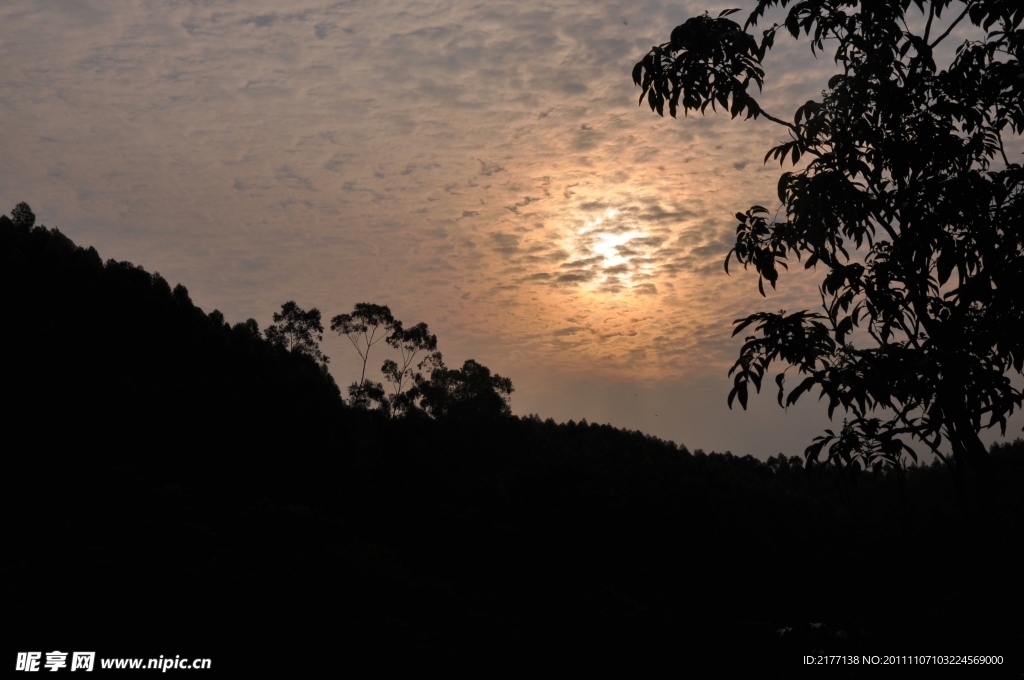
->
[946, 414, 995, 522]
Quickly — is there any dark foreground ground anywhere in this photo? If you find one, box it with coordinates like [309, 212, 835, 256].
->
[7, 416, 1022, 678]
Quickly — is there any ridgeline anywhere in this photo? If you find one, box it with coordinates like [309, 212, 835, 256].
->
[3, 206, 1021, 676]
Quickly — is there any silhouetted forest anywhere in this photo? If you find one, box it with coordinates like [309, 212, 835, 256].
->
[3, 205, 1021, 676]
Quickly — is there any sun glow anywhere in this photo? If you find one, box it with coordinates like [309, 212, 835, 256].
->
[570, 208, 653, 290]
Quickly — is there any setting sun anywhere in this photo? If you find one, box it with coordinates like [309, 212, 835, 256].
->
[563, 208, 655, 293]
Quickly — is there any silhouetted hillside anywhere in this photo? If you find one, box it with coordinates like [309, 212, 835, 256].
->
[2, 207, 1021, 677]
[1, 211, 342, 483]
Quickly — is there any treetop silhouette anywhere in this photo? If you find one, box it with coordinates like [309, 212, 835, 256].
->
[331, 302, 396, 394]
[331, 303, 509, 418]
[11, 201, 35, 231]
[266, 301, 329, 366]
[414, 353, 514, 421]
[634, 1, 1024, 496]
[382, 321, 438, 417]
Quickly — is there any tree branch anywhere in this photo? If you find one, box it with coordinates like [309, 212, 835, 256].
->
[997, 130, 1011, 168]
[760, 109, 797, 130]
[929, 2, 973, 49]
[923, 1, 936, 44]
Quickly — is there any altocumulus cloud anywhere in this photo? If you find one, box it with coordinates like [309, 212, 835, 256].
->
[1, 0, 861, 452]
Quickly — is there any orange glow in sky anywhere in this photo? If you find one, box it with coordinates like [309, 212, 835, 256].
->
[3, 0, 1015, 456]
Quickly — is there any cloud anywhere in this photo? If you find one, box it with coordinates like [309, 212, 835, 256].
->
[490, 232, 521, 255]
[637, 205, 693, 223]
[506, 196, 542, 215]
[1, 0, 847, 453]
[274, 166, 314, 191]
[314, 22, 336, 39]
[555, 272, 593, 284]
[477, 159, 505, 176]
[553, 326, 591, 337]
[242, 13, 278, 27]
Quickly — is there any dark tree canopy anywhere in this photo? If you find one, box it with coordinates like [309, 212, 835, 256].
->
[635, 1, 1024, 492]
[265, 300, 329, 366]
[11, 202, 35, 231]
[330, 302, 509, 419]
[381, 320, 438, 416]
[0, 204, 343, 474]
[331, 302, 397, 404]
[415, 353, 514, 421]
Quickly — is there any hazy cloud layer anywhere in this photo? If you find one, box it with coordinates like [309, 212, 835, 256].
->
[3, 0, 1008, 454]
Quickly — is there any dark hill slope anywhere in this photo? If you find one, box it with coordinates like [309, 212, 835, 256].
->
[1, 213, 342, 487]
[2, 212, 1020, 676]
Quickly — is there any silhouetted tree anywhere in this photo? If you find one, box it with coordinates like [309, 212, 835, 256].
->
[634, 2, 1024, 499]
[11, 202, 35, 231]
[381, 321, 438, 416]
[265, 300, 329, 366]
[415, 352, 514, 420]
[331, 303, 396, 406]
[233, 318, 262, 340]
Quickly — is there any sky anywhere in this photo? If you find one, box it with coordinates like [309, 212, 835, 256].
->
[2, 0, 1020, 458]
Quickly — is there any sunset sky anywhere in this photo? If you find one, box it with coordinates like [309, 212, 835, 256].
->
[3, 0, 1016, 457]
